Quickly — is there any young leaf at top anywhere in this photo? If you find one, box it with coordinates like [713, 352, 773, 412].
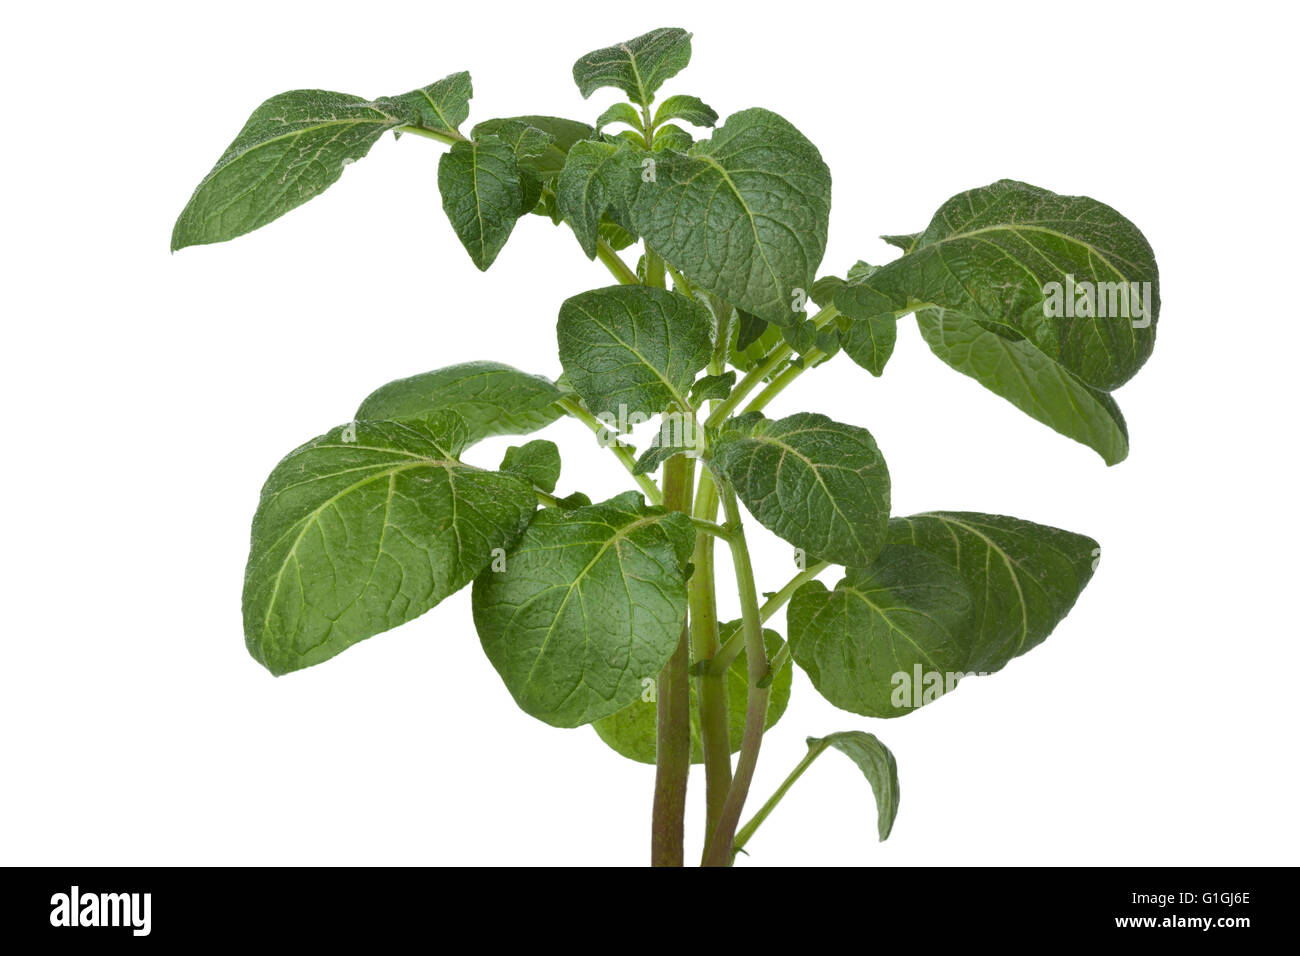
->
[500, 439, 562, 493]
[805, 732, 900, 841]
[243, 413, 536, 676]
[172, 73, 472, 251]
[629, 109, 832, 327]
[355, 360, 564, 446]
[861, 180, 1160, 390]
[887, 512, 1098, 673]
[787, 544, 974, 717]
[572, 27, 693, 106]
[654, 94, 718, 129]
[437, 136, 525, 269]
[713, 412, 891, 568]
[555, 140, 638, 259]
[592, 625, 792, 764]
[472, 491, 696, 727]
[557, 285, 713, 421]
[918, 308, 1129, 465]
[595, 102, 643, 133]
[651, 125, 693, 152]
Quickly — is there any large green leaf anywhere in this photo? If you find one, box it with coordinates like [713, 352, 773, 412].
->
[918, 308, 1129, 465]
[860, 180, 1159, 390]
[572, 28, 693, 106]
[629, 109, 831, 327]
[355, 361, 564, 445]
[557, 285, 713, 420]
[788, 545, 973, 717]
[554, 140, 637, 258]
[806, 732, 900, 841]
[172, 74, 471, 250]
[437, 136, 525, 269]
[714, 412, 891, 568]
[243, 414, 536, 676]
[887, 511, 1098, 673]
[472, 492, 696, 727]
[591, 625, 792, 764]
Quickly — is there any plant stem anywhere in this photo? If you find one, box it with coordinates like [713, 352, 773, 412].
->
[710, 560, 830, 674]
[652, 454, 694, 867]
[732, 740, 831, 853]
[690, 468, 732, 852]
[557, 397, 662, 505]
[394, 124, 468, 145]
[644, 248, 666, 289]
[596, 239, 640, 286]
[702, 482, 770, 867]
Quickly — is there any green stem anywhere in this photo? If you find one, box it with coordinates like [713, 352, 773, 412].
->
[652, 455, 694, 866]
[596, 239, 640, 286]
[644, 248, 666, 290]
[394, 124, 468, 145]
[710, 560, 830, 674]
[732, 740, 832, 853]
[690, 468, 731, 852]
[689, 516, 731, 540]
[702, 482, 770, 867]
[557, 397, 662, 505]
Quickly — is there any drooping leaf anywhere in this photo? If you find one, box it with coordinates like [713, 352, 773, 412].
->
[243, 414, 536, 676]
[654, 94, 718, 128]
[629, 109, 831, 327]
[887, 511, 1098, 673]
[572, 27, 693, 105]
[592, 625, 792, 764]
[472, 491, 696, 727]
[595, 102, 643, 133]
[788, 545, 974, 717]
[833, 267, 899, 376]
[172, 74, 472, 250]
[500, 439, 561, 493]
[355, 360, 564, 446]
[806, 732, 900, 840]
[918, 308, 1128, 465]
[691, 371, 736, 404]
[863, 180, 1159, 390]
[467, 119, 554, 214]
[714, 412, 891, 568]
[554, 140, 637, 258]
[557, 285, 713, 420]
[472, 115, 594, 182]
[843, 313, 896, 377]
[437, 136, 525, 269]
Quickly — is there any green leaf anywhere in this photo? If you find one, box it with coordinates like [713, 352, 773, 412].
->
[788, 545, 974, 717]
[557, 285, 713, 420]
[472, 115, 594, 182]
[437, 136, 525, 270]
[592, 625, 792, 764]
[355, 360, 564, 446]
[864, 180, 1159, 390]
[467, 119, 554, 214]
[572, 27, 693, 106]
[843, 313, 896, 377]
[887, 511, 1098, 673]
[595, 102, 643, 132]
[806, 732, 900, 840]
[554, 140, 637, 259]
[918, 308, 1128, 465]
[472, 491, 696, 727]
[690, 371, 736, 404]
[651, 125, 693, 152]
[172, 75, 472, 250]
[731, 311, 776, 364]
[654, 94, 717, 128]
[243, 414, 536, 676]
[500, 439, 561, 493]
[881, 232, 920, 254]
[629, 109, 831, 326]
[714, 412, 891, 568]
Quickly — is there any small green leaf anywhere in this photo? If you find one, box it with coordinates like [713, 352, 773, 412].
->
[843, 314, 896, 377]
[714, 412, 891, 568]
[500, 439, 561, 493]
[732, 311, 774, 358]
[806, 732, 900, 840]
[865, 180, 1160, 390]
[887, 511, 1098, 672]
[881, 232, 921, 254]
[437, 136, 525, 269]
[629, 109, 831, 326]
[595, 102, 643, 132]
[243, 414, 536, 676]
[651, 125, 693, 152]
[172, 74, 472, 250]
[690, 371, 736, 404]
[554, 140, 637, 259]
[572, 27, 693, 106]
[472, 115, 594, 181]
[467, 119, 554, 214]
[472, 492, 696, 727]
[355, 360, 564, 446]
[592, 625, 792, 764]
[654, 94, 718, 128]
[918, 308, 1128, 464]
[557, 285, 713, 420]
[788, 545, 974, 717]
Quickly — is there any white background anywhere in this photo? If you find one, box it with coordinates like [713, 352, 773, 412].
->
[3, 0, 1297, 866]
